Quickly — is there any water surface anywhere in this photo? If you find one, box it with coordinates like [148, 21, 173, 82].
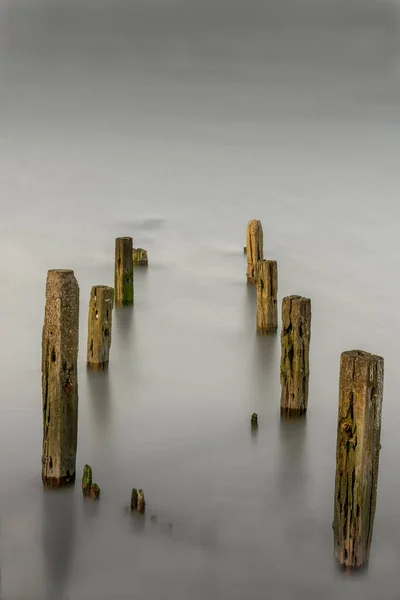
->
[1, 0, 400, 598]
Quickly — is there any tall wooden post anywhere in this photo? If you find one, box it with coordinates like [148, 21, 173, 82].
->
[115, 237, 134, 305]
[333, 350, 384, 571]
[280, 295, 311, 416]
[256, 259, 278, 334]
[87, 285, 114, 369]
[42, 269, 79, 488]
[246, 220, 263, 284]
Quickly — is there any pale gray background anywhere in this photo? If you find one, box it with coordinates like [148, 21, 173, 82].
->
[1, 0, 400, 598]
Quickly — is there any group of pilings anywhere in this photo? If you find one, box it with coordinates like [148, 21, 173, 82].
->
[246, 218, 384, 573]
[41, 236, 145, 490]
[246, 219, 311, 417]
[40, 222, 383, 574]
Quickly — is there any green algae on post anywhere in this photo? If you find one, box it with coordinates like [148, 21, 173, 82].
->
[280, 295, 311, 417]
[333, 350, 384, 572]
[245, 219, 263, 284]
[86, 285, 114, 369]
[256, 259, 278, 334]
[42, 269, 79, 489]
[115, 237, 134, 306]
[82, 464, 93, 496]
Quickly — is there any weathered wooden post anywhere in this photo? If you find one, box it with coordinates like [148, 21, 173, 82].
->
[333, 350, 384, 571]
[246, 220, 263, 283]
[280, 296, 311, 416]
[130, 488, 138, 511]
[137, 489, 146, 514]
[256, 259, 278, 334]
[42, 269, 79, 488]
[82, 464, 101, 499]
[133, 248, 148, 266]
[130, 488, 146, 513]
[86, 285, 114, 369]
[82, 464, 92, 496]
[115, 237, 134, 305]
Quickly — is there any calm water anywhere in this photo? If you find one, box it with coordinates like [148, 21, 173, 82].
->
[1, 0, 400, 598]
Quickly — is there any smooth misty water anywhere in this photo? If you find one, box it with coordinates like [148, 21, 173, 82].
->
[2, 0, 400, 598]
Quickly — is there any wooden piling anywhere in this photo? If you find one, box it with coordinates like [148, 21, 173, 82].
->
[82, 464, 92, 496]
[333, 350, 384, 571]
[133, 248, 148, 266]
[256, 259, 278, 334]
[42, 269, 79, 488]
[137, 489, 146, 514]
[280, 296, 311, 416]
[245, 220, 263, 283]
[115, 237, 134, 305]
[130, 488, 138, 511]
[89, 483, 101, 499]
[86, 285, 114, 369]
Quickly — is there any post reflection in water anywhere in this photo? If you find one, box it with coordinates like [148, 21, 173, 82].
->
[42, 488, 75, 600]
[277, 416, 308, 504]
[113, 304, 134, 349]
[86, 366, 112, 435]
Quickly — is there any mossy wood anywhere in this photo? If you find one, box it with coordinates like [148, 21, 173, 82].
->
[280, 295, 311, 416]
[333, 350, 383, 571]
[87, 285, 114, 368]
[42, 270, 79, 488]
[115, 237, 134, 305]
[82, 464, 92, 496]
[256, 259, 278, 334]
[245, 220, 263, 284]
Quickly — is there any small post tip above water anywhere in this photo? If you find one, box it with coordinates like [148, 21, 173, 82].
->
[251, 413, 258, 425]
[130, 487, 145, 513]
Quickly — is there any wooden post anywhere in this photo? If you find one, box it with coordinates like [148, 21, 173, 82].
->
[246, 220, 263, 283]
[89, 483, 100, 499]
[256, 259, 278, 334]
[280, 296, 311, 416]
[137, 489, 146, 514]
[130, 488, 145, 513]
[333, 350, 384, 571]
[115, 237, 134, 305]
[42, 269, 79, 488]
[86, 285, 114, 369]
[82, 464, 92, 496]
[133, 248, 148, 266]
[130, 488, 138, 511]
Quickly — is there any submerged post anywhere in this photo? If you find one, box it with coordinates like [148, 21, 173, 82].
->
[280, 296, 311, 416]
[256, 259, 278, 334]
[115, 237, 134, 305]
[42, 269, 79, 488]
[246, 220, 263, 284]
[333, 350, 384, 571]
[86, 285, 114, 369]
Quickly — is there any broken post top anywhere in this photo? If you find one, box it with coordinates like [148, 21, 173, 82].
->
[342, 349, 383, 361]
[91, 285, 113, 292]
[117, 236, 132, 242]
